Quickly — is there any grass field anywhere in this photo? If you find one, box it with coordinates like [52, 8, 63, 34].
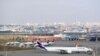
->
[0, 45, 34, 51]
[0, 35, 35, 51]
[0, 35, 28, 42]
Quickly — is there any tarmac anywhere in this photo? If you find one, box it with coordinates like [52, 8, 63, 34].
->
[0, 41, 100, 56]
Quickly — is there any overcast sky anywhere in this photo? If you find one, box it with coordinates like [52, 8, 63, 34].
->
[0, 0, 100, 24]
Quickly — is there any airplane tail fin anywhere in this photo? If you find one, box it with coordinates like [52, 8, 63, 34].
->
[34, 41, 47, 51]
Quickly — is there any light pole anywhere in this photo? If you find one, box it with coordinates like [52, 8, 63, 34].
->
[95, 34, 98, 56]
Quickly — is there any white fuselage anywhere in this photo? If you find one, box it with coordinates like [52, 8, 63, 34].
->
[44, 47, 93, 53]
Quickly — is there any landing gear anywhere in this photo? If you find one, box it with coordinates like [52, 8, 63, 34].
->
[60, 50, 67, 54]
[87, 51, 93, 55]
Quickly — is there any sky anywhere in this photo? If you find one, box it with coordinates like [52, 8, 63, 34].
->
[0, 0, 100, 24]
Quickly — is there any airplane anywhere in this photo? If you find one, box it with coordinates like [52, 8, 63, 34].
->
[34, 41, 93, 54]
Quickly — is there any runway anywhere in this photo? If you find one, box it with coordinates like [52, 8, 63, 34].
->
[0, 41, 100, 56]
